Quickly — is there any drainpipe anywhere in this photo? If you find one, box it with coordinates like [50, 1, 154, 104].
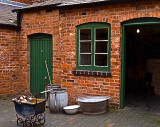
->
[17, 11, 22, 29]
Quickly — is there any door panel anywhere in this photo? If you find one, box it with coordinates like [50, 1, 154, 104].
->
[30, 35, 53, 97]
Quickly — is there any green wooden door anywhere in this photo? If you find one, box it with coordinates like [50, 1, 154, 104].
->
[30, 35, 53, 97]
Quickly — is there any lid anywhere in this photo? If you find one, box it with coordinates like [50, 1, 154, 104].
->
[50, 88, 67, 93]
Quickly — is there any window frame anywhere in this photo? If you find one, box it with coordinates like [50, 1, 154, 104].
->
[76, 23, 111, 72]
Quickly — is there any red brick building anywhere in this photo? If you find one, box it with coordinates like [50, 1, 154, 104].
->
[1, 0, 160, 108]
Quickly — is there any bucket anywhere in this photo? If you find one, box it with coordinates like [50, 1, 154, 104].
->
[46, 84, 61, 107]
[49, 88, 68, 113]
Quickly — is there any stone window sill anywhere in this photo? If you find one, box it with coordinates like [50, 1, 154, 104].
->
[72, 70, 111, 77]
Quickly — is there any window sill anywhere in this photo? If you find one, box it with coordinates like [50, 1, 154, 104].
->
[72, 70, 111, 77]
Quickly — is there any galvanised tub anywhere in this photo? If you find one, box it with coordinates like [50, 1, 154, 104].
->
[49, 88, 68, 113]
[76, 96, 110, 115]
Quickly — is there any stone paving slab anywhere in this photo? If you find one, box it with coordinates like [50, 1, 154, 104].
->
[0, 96, 160, 127]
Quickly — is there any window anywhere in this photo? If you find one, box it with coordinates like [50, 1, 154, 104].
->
[76, 23, 111, 71]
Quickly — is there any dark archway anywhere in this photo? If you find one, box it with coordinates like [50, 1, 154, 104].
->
[121, 17, 160, 108]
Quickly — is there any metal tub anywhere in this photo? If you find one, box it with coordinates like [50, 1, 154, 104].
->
[76, 96, 110, 115]
[49, 88, 68, 113]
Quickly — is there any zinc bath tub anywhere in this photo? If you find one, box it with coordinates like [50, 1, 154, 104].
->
[76, 96, 110, 115]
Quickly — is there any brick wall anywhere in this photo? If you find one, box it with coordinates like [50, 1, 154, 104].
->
[0, 27, 21, 96]
[59, 1, 160, 107]
[1, 0, 160, 107]
[18, 9, 61, 95]
[59, 6, 121, 107]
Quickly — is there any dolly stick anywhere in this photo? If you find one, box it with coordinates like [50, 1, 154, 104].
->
[45, 60, 52, 86]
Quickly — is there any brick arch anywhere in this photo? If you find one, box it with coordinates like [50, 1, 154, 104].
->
[120, 17, 160, 28]
[27, 33, 53, 47]
[74, 17, 109, 26]
[27, 30, 53, 37]
[73, 12, 160, 28]
[75, 21, 111, 28]
[120, 12, 160, 23]
[28, 33, 52, 38]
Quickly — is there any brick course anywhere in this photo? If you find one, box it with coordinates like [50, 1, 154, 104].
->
[0, 27, 20, 96]
[1, 0, 160, 107]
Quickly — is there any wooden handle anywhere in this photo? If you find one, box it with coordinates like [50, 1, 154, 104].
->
[45, 60, 52, 85]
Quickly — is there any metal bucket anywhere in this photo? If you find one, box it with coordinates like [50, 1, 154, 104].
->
[46, 84, 61, 107]
[49, 88, 68, 113]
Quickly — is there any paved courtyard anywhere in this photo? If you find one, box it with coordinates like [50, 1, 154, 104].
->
[0, 95, 160, 127]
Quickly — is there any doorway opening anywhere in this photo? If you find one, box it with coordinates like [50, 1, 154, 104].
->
[125, 24, 160, 107]
[29, 34, 53, 97]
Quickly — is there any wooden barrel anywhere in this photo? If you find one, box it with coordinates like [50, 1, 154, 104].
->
[49, 88, 68, 113]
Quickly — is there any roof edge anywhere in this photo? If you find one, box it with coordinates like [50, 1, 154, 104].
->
[12, 0, 137, 12]
[12, 3, 61, 12]
[0, 0, 28, 7]
[0, 23, 19, 29]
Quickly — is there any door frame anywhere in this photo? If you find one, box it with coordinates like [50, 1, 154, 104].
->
[120, 17, 160, 108]
[29, 33, 53, 95]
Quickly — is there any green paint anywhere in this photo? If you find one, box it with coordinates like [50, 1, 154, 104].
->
[120, 18, 160, 108]
[76, 23, 111, 71]
[30, 34, 53, 97]
[120, 25, 126, 109]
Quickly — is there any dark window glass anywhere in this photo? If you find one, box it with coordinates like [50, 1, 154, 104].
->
[80, 54, 91, 65]
[96, 28, 108, 40]
[95, 41, 108, 53]
[80, 29, 91, 40]
[80, 42, 91, 53]
[95, 54, 107, 66]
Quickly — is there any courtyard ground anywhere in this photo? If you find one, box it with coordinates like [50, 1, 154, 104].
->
[0, 95, 160, 127]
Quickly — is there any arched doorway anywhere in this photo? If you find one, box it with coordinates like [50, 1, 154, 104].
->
[29, 34, 53, 97]
[121, 18, 160, 108]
